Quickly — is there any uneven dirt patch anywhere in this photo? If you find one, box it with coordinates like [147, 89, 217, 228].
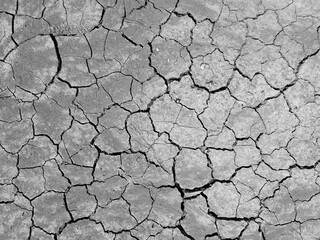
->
[1, 0, 320, 239]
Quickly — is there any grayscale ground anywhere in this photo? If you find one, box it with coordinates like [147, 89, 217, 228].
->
[1, 0, 320, 239]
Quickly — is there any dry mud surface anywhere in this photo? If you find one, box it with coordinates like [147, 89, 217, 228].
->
[1, 0, 320, 239]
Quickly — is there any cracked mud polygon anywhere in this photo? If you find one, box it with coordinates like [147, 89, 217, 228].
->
[1, 0, 320, 239]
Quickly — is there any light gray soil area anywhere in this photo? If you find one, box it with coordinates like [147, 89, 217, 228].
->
[1, 0, 320, 239]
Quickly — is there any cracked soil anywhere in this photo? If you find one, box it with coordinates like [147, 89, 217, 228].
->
[1, 0, 320, 239]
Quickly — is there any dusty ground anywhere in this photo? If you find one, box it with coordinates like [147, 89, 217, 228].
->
[1, 0, 320, 239]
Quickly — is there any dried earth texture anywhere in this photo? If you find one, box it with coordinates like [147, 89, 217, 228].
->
[1, 0, 320, 239]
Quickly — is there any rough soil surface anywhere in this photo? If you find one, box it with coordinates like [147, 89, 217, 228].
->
[1, 0, 320, 239]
